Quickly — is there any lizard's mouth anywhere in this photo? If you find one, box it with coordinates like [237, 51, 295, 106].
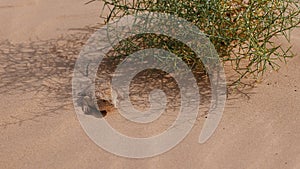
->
[99, 110, 107, 117]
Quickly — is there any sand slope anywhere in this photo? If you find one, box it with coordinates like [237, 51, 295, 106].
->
[0, 0, 102, 42]
[0, 1, 299, 169]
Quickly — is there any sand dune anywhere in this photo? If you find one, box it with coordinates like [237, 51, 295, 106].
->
[0, 1, 299, 169]
[0, 0, 102, 42]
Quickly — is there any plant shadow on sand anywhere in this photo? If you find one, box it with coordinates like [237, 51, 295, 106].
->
[0, 25, 98, 128]
[0, 25, 225, 133]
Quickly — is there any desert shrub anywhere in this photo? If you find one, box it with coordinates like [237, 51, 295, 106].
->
[95, 0, 300, 85]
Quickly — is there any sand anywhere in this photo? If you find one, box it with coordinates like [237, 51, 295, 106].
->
[0, 1, 299, 169]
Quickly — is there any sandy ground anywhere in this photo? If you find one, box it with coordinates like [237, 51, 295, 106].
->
[0, 1, 299, 169]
